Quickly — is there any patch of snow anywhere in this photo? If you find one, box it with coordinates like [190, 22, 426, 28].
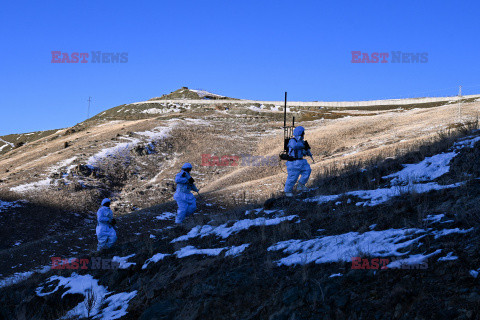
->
[0, 143, 13, 152]
[0, 265, 50, 289]
[10, 157, 77, 193]
[386, 250, 442, 268]
[0, 138, 14, 147]
[423, 214, 445, 224]
[268, 228, 426, 266]
[245, 208, 263, 215]
[431, 227, 474, 239]
[437, 251, 458, 261]
[175, 246, 226, 258]
[189, 89, 225, 99]
[134, 126, 171, 140]
[155, 212, 176, 220]
[175, 244, 250, 258]
[183, 118, 212, 125]
[112, 254, 136, 269]
[87, 126, 172, 168]
[86, 138, 140, 167]
[307, 182, 462, 207]
[329, 273, 343, 278]
[305, 194, 342, 204]
[36, 273, 137, 320]
[225, 244, 250, 257]
[172, 215, 298, 242]
[141, 107, 181, 114]
[454, 135, 480, 149]
[142, 253, 171, 269]
[269, 225, 473, 267]
[384, 152, 457, 185]
[10, 178, 52, 193]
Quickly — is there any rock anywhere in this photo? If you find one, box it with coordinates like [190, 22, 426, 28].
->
[65, 128, 76, 135]
[132, 145, 150, 156]
[73, 164, 93, 177]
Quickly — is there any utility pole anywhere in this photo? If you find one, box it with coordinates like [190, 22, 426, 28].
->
[457, 86, 462, 123]
[87, 97, 92, 119]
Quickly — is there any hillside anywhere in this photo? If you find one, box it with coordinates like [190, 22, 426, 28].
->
[1, 91, 480, 318]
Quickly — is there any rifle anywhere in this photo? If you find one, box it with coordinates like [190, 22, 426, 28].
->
[303, 140, 315, 163]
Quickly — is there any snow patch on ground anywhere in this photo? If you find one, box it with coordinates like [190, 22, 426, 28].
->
[134, 126, 171, 140]
[155, 212, 176, 220]
[10, 157, 77, 193]
[329, 273, 343, 278]
[174, 244, 250, 258]
[423, 214, 445, 224]
[306, 182, 462, 207]
[431, 227, 474, 239]
[87, 127, 171, 168]
[384, 152, 457, 185]
[10, 178, 52, 192]
[189, 89, 225, 99]
[268, 227, 473, 266]
[172, 215, 298, 242]
[438, 251, 458, 261]
[386, 250, 442, 268]
[0, 137, 14, 147]
[112, 254, 136, 269]
[0, 265, 50, 289]
[36, 273, 137, 320]
[268, 228, 426, 266]
[142, 253, 171, 269]
[141, 107, 181, 114]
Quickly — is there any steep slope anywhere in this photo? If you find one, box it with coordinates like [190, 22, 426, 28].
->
[1, 125, 480, 319]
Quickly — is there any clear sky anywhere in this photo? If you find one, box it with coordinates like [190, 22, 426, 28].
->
[1, 0, 479, 135]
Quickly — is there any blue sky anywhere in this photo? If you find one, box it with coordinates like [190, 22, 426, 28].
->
[1, 0, 479, 135]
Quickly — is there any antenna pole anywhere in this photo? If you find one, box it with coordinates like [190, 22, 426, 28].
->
[87, 96, 92, 119]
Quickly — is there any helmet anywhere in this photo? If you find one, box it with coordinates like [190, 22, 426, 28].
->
[181, 163, 193, 170]
[101, 198, 111, 206]
[293, 126, 305, 137]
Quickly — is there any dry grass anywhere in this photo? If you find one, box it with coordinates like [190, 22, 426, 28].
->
[1, 100, 480, 214]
